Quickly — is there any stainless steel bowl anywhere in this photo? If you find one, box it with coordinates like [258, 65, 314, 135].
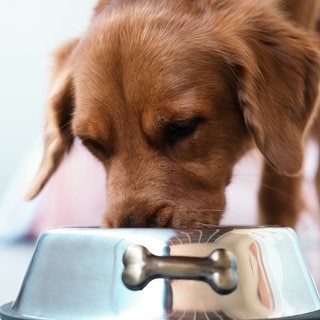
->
[1, 227, 319, 319]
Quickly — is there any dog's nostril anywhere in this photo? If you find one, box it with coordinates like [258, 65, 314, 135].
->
[123, 213, 135, 227]
[107, 204, 172, 228]
[122, 210, 163, 227]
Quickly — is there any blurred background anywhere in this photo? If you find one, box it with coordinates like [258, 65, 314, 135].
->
[0, 0, 96, 196]
[0, 0, 96, 305]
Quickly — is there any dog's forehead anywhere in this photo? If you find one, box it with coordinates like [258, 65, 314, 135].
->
[75, 9, 224, 90]
[75, 35, 228, 107]
[72, 7, 236, 137]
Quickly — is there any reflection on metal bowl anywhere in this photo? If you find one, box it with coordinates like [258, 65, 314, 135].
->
[0, 227, 319, 319]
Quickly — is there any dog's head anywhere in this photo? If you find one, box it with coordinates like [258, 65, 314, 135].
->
[26, 0, 320, 227]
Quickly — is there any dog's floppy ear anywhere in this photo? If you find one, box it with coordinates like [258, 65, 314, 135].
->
[26, 40, 78, 200]
[232, 10, 320, 176]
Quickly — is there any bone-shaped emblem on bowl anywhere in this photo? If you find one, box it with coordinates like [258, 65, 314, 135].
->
[122, 245, 238, 295]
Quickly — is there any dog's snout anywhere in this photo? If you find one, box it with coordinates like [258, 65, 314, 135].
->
[122, 213, 135, 227]
[104, 203, 173, 228]
[121, 212, 157, 227]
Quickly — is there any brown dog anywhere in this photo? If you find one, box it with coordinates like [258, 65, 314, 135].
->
[26, 0, 320, 228]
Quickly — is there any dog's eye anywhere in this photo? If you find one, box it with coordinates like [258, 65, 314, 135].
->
[166, 117, 204, 145]
[81, 138, 106, 155]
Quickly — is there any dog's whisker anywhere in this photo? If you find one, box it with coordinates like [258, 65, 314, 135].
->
[258, 183, 299, 200]
[194, 222, 218, 228]
[189, 208, 225, 213]
[230, 173, 301, 200]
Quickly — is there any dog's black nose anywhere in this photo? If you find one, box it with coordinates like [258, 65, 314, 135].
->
[103, 203, 173, 228]
[121, 211, 161, 227]
[122, 213, 138, 227]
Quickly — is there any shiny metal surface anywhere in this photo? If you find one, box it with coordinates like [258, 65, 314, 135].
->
[0, 227, 319, 320]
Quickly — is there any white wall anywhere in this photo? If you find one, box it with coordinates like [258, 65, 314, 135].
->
[0, 0, 97, 195]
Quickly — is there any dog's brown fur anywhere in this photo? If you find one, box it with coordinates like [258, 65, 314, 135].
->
[27, 0, 320, 228]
